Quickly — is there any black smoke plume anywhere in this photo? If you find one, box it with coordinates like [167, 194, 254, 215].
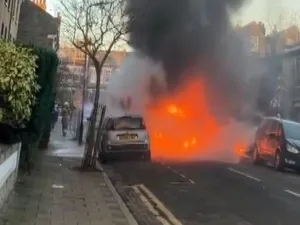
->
[125, 0, 251, 120]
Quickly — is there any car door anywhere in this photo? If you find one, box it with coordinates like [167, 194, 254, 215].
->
[256, 119, 271, 157]
[264, 120, 280, 159]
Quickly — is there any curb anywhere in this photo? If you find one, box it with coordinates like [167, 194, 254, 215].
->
[96, 161, 139, 225]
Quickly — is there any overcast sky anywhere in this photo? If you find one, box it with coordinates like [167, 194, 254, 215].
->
[234, 0, 300, 24]
[47, 0, 300, 26]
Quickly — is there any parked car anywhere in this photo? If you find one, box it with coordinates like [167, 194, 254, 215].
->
[98, 114, 151, 163]
[250, 117, 300, 172]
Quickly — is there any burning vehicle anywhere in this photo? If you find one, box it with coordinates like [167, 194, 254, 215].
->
[106, 0, 261, 162]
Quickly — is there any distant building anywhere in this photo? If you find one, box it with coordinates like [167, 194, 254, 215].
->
[16, 0, 60, 50]
[0, 0, 23, 42]
[236, 21, 267, 57]
[57, 46, 128, 103]
[281, 44, 300, 120]
[278, 25, 300, 47]
[57, 46, 127, 88]
[31, 0, 46, 11]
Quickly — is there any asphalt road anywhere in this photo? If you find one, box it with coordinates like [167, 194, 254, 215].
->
[104, 157, 300, 225]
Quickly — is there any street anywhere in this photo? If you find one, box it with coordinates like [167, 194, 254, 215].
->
[103, 158, 300, 225]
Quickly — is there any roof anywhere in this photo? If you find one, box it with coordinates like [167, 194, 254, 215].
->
[283, 44, 300, 54]
[17, 0, 60, 49]
[58, 47, 128, 67]
[109, 114, 143, 119]
[265, 117, 300, 125]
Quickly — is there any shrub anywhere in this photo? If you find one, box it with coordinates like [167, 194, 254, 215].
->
[19, 46, 59, 170]
[0, 40, 39, 127]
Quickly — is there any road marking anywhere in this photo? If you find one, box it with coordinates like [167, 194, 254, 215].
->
[159, 161, 195, 184]
[171, 169, 178, 174]
[188, 179, 195, 184]
[284, 189, 300, 198]
[132, 184, 183, 225]
[179, 174, 186, 178]
[227, 167, 261, 182]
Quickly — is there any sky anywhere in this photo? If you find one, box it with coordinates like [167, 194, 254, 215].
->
[47, 0, 300, 24]
[234, 0, 300, 25]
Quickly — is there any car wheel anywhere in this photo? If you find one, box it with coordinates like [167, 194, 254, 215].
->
[99, 154, 108, 164]
[274, 150, 284, 171]
[252, 145, 261, 164]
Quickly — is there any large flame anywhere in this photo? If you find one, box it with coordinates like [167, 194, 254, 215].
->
[144, 77, 250, 162]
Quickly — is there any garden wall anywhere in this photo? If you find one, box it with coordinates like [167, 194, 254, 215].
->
[0, 143, 21, 208]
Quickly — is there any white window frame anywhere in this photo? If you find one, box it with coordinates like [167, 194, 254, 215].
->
[249, 36, 259, 52]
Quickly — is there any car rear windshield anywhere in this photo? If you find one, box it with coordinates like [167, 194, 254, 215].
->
[110, 117, 146, 130]
[283, 121, 300, 141]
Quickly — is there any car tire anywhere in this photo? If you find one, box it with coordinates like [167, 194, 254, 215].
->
[274, 150, 284, 171]
[99, 154, 108, 164]
[252, 145, 261, 164]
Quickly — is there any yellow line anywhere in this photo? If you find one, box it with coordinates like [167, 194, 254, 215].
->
[132, 185, 170, 225]
[138, 184, 183, 225]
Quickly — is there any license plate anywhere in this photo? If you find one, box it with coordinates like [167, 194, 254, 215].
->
[119, 135, 129, 140]
[119, 134, 137, 140]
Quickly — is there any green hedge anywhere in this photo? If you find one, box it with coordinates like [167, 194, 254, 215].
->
[0, 40, 38, 129]
[0, 43, 58, 170]
[20, 46, 58, 169]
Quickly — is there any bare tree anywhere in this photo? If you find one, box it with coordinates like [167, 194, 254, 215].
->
[266, 10, 300, 35]
[59, 0, 127, 168]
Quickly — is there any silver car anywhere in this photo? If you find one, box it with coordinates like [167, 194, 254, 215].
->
[98, 115, 151, 163]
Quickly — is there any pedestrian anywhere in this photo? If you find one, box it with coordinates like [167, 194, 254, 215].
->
[61, 102, 70, 137]
[52, 103, 59, 130]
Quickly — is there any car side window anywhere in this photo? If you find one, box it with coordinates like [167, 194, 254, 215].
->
[105, 119, 113, 130]
[269, 120, 278, 133]
[261, 119, 275, 134]
[277, 123, 283, 137]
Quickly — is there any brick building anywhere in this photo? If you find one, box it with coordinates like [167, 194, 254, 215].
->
[0, 0, 23, 41]
[280, 45, 300, 119]
[16, 0, 60, 50]
[56, 46, 128, 104]
[31, 0, 46, 11]
[236, 21, 267, 57]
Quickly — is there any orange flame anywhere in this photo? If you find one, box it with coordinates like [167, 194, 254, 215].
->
[143, 76, 251, 162]
[145, 77, 223, 161]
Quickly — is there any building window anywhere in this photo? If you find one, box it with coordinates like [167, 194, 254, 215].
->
[15, 0, 19, 22]
[101, 68, 112, 84]
[1, 23, 4, 38]
[249, 36, 259, 52]
[4, 27, 7, 40]
[11, 0, 15, 17]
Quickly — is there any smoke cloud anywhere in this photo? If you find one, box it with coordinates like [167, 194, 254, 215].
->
[125, 0, 252, 120]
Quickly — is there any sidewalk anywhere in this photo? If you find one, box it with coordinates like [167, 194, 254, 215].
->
[0, 126, 138, 225]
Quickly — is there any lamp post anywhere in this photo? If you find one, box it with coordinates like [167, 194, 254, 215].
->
[78, 2, 107, 146]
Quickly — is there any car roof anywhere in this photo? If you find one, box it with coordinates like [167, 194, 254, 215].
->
[105, 114, 144, 120]
[264, 117, 300, 126]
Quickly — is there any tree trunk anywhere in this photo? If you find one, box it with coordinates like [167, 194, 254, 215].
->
[81, 59, 101, 169]
[81, 106, 98, 168]
[91, 105, 106, 168]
